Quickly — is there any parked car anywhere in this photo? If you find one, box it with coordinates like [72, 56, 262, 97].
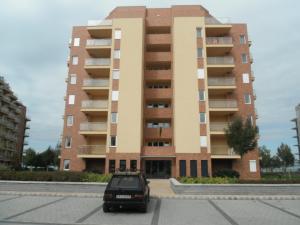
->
[103, 171, 150, 212]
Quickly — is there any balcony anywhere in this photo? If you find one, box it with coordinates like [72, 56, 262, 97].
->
[208, 77, 236, 92]
[207, 57, 234, 66]
[146, 34, 171, 45]
[145, 52, 171, 63]
[144, 88, 172, 100]
[211, 145, 240, 159]
[82, 79, 109, 95]
[144, 127, 172, 139]
[79, 122, 107, 136]
[87, 20, 112, 38]
[142, 146, 175, 158]
[209, 99, 238, 113]
[210, 122, 228, 135]
[77, 145, 106, 158]
[206, 37, 233, 55]
[86, 39, 112, 47]
[84, 58, 110, 74]
[86, 39, 111, 57]
[205, 17, 232, 37]
[144, 108, 172, 119]
[144, 70, 172, 82]
[81, 100, 108, 115]
[0, 107, 9, 115]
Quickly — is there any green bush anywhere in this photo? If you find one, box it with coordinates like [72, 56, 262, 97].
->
[213, 169, 240, 178]
[178, 177, 238, 184]
[0, 171, 111, 182]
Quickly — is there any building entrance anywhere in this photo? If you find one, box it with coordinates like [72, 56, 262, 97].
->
[145, 160, 171, 178]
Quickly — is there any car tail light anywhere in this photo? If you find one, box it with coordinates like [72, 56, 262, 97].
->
[104, 193, 113, 200]
[133, 194, 144, 200]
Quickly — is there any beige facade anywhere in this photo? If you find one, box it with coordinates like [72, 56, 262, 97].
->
[60, 5, 260, 179]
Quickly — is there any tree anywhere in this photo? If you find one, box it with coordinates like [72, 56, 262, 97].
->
[259, 146, 272, 171]
[41, 146, 56, 171]
[23, 148, 37, 170]
[276, 143, 295, 172]
[225, 116, 259, 156]
[270, 155, 281, 172]
[53, 142, 61, 168]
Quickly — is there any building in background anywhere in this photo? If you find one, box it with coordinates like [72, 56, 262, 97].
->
[60, 5, 260, 179]
[0, 76, 30, 167]
[292, 104, 300, 160]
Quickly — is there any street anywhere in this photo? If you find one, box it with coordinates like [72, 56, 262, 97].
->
[0, 194, 300, 225]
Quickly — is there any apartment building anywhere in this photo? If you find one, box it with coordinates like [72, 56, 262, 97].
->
[292, 104, 300, 160]
[0, 76, 30, 167]
[60, 5, 260, 179]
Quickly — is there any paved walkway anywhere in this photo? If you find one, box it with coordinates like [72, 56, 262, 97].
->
[148, 179, 175, 197]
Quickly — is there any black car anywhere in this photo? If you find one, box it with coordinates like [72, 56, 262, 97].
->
[103, 171, 150, 213]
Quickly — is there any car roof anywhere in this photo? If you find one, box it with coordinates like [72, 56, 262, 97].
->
[113, 171, 142, 176]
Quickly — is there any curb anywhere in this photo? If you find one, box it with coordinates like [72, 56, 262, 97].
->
[1, 191, 300, 200]
[0, 180, 107, 185]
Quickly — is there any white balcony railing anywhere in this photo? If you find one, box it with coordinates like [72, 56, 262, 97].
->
[78, 145, 106, 155]
[87, 20, 112, 26]
[81, 100, 108, 109]
[206, 37, 233, 45]
[209, 99, 238, 108]
[83, 79, 109, 87]
[86, 39, 112, 46]
[80, 122, 107, 131]
[85, 58, 110, 66]
[210, 122, 228, 132]
[211, 145, 236, 155]
[207, 56, 234, 65]
[208, 77, 236, 86]
[205, 17, 231, 24]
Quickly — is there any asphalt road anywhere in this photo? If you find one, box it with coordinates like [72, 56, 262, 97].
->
[0, 194, 300, 225]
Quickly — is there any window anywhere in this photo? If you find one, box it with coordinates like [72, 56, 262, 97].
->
[196, 27, 202, 38]
[147, 141, 171, 147]
[72, 56, 78, 65]
[197, 48, 203, 58]
[109, 160, 115, 173]
[68, 95, 75, 105]
[244, 93, 251, 104]
[249, 160, 257, 172]
[200, 136, 207, 147]
[73, 38, 80, 46]
[66, 115, 74, 126]
[114, 30, 122, 39]
[242, 73, 250, 83]
[69, 74, 77, 84]
[190, 160, 197, 177]
[199, 90, 205, 101]
[130, 160, 137, 171]
[247, 115, 254, 125]
[199, 112, 206, 124]
[197, 69, 205, 79]
[110, 136, 117, 147]
[112, 91, 119, 101]
[240, 35, 246, 44]
[65, 136, 72, 148]
[120, 160, 126, 171]
[179, 160, 186, 177]
[111, 112, 118, 123]
[114, 50, 121, 59]
[147, 122, 170, 128]
[112, 69, 120, 79]
[63, 160, 70, 171]
[241, 54, 248, 64]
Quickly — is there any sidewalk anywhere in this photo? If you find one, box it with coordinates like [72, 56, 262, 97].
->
[148, 179, 175, 197]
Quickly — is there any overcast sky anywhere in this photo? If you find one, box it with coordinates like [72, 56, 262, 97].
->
[1, 0, 299, 155]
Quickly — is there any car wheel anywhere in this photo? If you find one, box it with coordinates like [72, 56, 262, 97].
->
[103, 204, 110, 213]
[140, 203, 147, 213]
[147, 191, 150, 202]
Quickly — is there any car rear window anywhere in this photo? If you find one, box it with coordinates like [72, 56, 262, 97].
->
[109, 176, 141, 189]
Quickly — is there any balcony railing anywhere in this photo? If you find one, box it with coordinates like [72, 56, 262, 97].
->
[1, 107, 9, 114]
[206, 37, 233, 45]
[78, 145, 106, 155]
[208, 77, 236, 86]
[205, 17, 230, 24]
[86, 39, 112, 46]
[210, 122, 228, 132]
[85, 58, 110, 66]
[87, 20, 112, 26]
[2, 96, 10, 103]
[80, 122, 107, 131]
[209, 99, 238, 108]
[81, 100, 108, 109]
[83, 79, 109, 87]
[207, 57, 234, 65]
[211, 145, 237, 155]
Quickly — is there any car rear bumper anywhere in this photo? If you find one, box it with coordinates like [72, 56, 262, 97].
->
[104, 200, 146, 208]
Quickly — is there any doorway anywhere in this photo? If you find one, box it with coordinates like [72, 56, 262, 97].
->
[145, 160, 171, 178]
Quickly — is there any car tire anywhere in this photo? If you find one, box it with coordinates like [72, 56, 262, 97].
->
[103, 204, 110, 213]
[140, 202, 147, 213]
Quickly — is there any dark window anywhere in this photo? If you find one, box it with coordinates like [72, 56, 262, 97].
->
[109, 160, 115, 173]
[179, 160, 186, 177]
[120, 160, 126, 171]
[130, 160, 137, 171]
[201, 160, 208, 177]
[109, 176, 141, 189]
[190, 160, 197, 177]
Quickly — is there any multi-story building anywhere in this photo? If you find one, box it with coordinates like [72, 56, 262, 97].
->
[60, 5, 260, 179]
[292, 104, 300, 160]
[0, 76, 30, 167]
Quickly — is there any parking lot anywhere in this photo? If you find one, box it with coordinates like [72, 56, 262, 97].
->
[0, 194, 300, 225]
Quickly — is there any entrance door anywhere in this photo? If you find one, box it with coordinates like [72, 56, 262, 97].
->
[145, 160, 171, 178]
[201, 160, 208, 177]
